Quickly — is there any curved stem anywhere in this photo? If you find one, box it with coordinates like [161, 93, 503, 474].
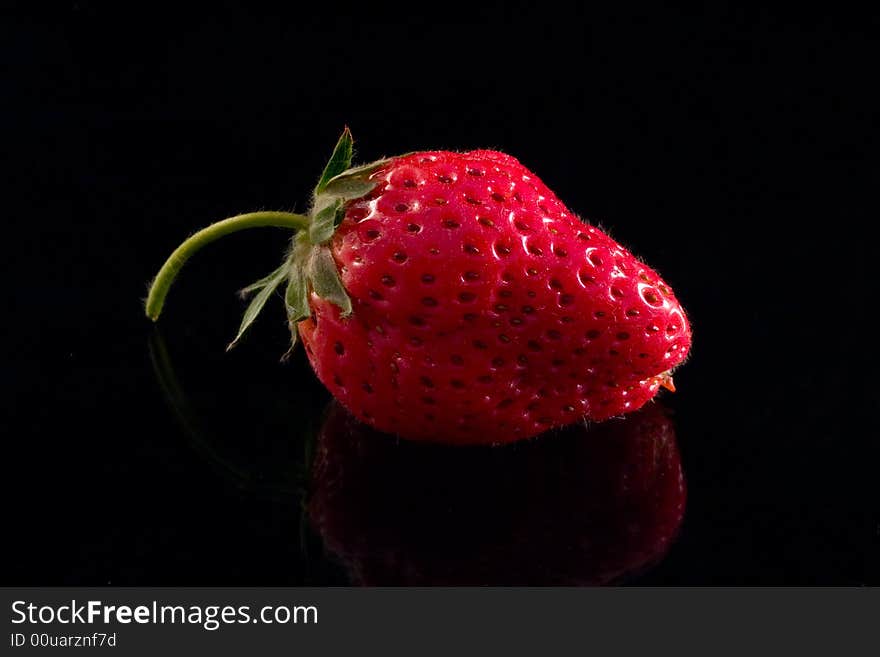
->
[145, 211, 310, 321]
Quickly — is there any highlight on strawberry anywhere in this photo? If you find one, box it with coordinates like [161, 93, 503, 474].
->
[145, 128, 691, 444]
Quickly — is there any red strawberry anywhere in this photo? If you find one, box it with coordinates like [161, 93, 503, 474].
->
[309, 400, 686, 585]
[146, 129, 691, 444]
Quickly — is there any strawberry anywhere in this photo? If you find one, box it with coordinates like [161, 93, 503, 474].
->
[309, 400, 686, 585]
[146, 129, 691, 444]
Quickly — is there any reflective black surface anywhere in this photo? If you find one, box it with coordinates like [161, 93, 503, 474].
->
[310, 400, 685, 586]
[3, 5, 875, 584]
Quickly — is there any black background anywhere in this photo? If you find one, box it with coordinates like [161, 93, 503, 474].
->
[3, 3, 876, 584]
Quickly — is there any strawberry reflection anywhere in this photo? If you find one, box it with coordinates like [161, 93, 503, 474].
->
[308, 402, 685, 585]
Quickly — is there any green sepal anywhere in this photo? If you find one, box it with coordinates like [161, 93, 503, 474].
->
[307, 246, 352, 317]
[322, 159, 388, 198]
[227, 263, 289, 351]
[307, 158, 387, 245]
[224, 132, 370, 355]
[284, 267, 310, 325]
[314, 127, 354, 195]
[282, 263, 310, 359]
[308, 196, 343, 245]
[237, 262, 288, 299]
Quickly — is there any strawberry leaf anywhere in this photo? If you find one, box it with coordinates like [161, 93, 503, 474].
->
[308, 246, 352, 316]
[227, 265, 288, 351]
[314, 127, 354, 195]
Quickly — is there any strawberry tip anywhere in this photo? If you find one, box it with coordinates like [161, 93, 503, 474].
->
[659, 374, 676, 393]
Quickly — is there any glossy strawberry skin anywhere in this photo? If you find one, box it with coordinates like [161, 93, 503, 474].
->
[298, 150, 691, 444]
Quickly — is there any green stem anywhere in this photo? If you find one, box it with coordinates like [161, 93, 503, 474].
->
[145, 211, 310, 321]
